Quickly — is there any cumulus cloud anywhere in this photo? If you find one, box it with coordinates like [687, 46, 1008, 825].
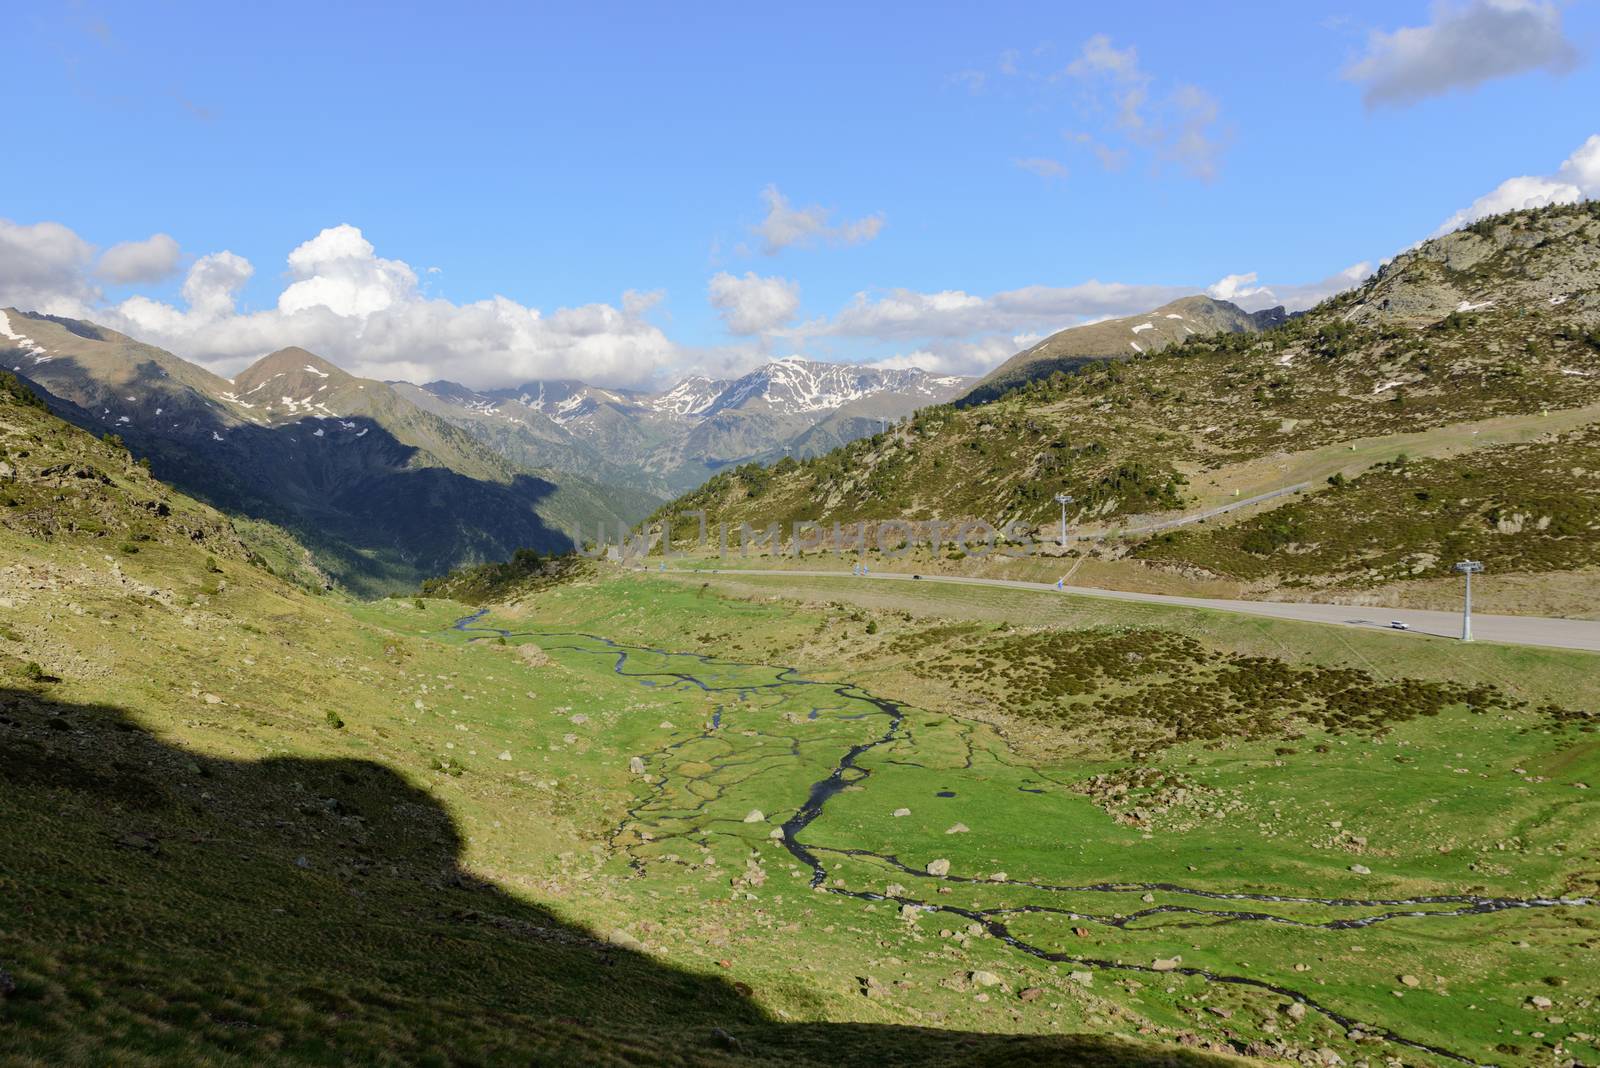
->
[1207, 272, 1272, 301]
[1210, 263, 1374, 313]
[96, 233, 182, 284]
[868, 335, 1028, 376]
[802, 263, 1372, 377]
[1434, 133, 1600, 234]
[0, 218, 98, 316]
[707, 271, 800, 335]
[1345, 0, 1581, 108]
[753, 185, 884, 254]
[104, 224, 677, 389]
[811, 281, 1197, 341]
[278, 224, 416, 317]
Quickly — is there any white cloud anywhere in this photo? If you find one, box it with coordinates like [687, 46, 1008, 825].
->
[707, 271, 800, 335]
[1434, 133, 1600, 234]
[0, 218, 98, 316]
[97, 233, 182, 284]
[279, 224, 415, 317]
[868, 335, 1026, 376]
[802, 264, 1371, 376]
[1211, 263, 1374, 313]
[1207, 272, 1270, 301]
[1345, 0, 1581, 108]
[753, 185, 884, 254]
[1014, 156, 1069, 180]
[106, 224, 676, 389]
[812, 281, 1198, 341]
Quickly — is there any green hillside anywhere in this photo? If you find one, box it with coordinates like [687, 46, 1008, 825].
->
[2, 318, 654, 596]
[653, 203, 1600, 607]
[4, 363, 1261, 1068]
[5, 368, 1599, 1066]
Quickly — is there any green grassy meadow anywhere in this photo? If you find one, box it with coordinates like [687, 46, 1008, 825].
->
[3, 514, 1596, 1065]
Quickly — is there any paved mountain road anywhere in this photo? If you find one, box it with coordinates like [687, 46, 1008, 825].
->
[670, 567, 1600, 654]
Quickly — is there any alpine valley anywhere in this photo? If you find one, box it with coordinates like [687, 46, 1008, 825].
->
[0, 310, 969, 593]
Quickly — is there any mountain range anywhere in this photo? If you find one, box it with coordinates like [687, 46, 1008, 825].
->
[0, 314, 661, 595]
[397, 358, 973, 498]
[0, 312, 969, 592]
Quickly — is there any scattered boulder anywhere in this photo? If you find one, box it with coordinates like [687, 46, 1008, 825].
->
[1349, 864, 1371, 875]
[1399, 974, 1420, 988]
[1529, 995, 1554, 1009]
[857, 975, 887, 999]
[743, 809, 765, 823]
[970, 970, 1002, 988]
[768, 827, 784, 839]
[1019, 986, 1044, 1002]
[945, 823, 969, 834]
[1285, 1001, 1307, 1021]
[892, 807, 911, 817]
[629, 756, 647, 775]
[1152, 957, 1181, 972]
[1069, 970, 1094, 987]
[710, 1027, 743, 1052]
[516, 643, 550, 667]
[926, 858, 951, 877]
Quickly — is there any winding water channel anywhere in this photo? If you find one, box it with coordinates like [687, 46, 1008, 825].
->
[450, 609, 1591, 1067]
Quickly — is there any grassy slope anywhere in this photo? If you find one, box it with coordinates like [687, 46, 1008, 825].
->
[1134, 423, 1600, 591]
[472, 570, 1600, 1066]
[653, 204, 1600, 610]
[0, 376, 1249, 1067]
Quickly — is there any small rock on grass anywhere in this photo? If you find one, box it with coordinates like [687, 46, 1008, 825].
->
[926, 858, 950, 876]
[970, 970, 1002, 988]
[1349, 864, 1371, 875]
[1019, 986, 1044, 1002]
[629, 756, 647, 774]
[945, 823, 968, 834]
[892, 807, 911, 817]
[743, 809, 764, 823]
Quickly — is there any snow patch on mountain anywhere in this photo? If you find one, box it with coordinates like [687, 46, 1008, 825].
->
[0, 310, 52, 364]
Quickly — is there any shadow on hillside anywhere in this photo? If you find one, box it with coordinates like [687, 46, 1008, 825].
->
[0, 686, 1240, 1067]
[19, 358, 577, 595]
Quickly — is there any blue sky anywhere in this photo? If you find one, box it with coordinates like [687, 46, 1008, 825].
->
[2, 0, 1597, 387]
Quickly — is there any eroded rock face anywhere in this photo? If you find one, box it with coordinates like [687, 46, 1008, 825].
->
[1351, 209, 1600, 328]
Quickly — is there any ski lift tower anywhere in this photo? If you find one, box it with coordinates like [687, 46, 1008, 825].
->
[1053, 493, 1074, 549]
[1454, 560, 1484, 641]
